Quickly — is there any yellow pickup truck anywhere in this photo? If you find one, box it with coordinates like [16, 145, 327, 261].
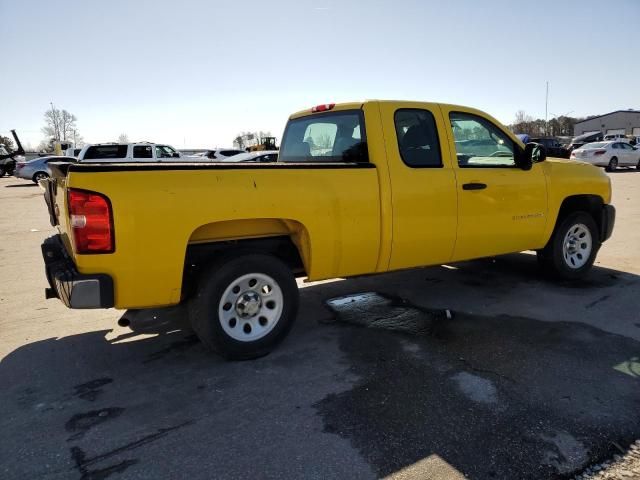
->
[42, 100, 615, 359]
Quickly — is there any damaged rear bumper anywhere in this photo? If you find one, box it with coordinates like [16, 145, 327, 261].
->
[41, 235, 114, 309]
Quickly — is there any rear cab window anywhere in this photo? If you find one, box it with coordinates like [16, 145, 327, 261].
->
[279, 110, 368, 163]
[83, 145, 128, 160]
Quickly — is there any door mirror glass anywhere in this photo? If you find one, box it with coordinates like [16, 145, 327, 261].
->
[523, 142, 546, 170]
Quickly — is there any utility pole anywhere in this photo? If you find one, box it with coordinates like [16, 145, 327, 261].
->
[545, 81, 549, 136]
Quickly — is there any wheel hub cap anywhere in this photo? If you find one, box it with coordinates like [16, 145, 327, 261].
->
[562, 223, 592, 269]
[235, 291, 262, 318]
[218, 272, 284, 342]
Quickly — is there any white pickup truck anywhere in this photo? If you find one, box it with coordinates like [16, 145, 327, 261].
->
[77, 143, 184, 162]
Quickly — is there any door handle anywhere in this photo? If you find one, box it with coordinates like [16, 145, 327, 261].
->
[462, 182, 487, 190]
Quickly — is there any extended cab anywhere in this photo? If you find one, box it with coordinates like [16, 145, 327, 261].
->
[42, 100, 615, 359]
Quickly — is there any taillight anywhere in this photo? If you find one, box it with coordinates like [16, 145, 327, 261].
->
[16, 162, 26, 167]
[68, 188, 114, 253]
[311, 103, 335, 113]
[594, 150, 606, 155]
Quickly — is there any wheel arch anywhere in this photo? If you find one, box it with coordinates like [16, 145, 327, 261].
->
[32, 171, 49, 182]
[545, 194, 605, 247]
[181, 218, 311, 301]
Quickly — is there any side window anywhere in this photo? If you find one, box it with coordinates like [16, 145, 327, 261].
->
[220, 150, 243, 157]
[394, 109, 442, 167]
[133, 145, 153, 158]
[449, 112, 516, 167]
[83, 145, 128, 160]
[155, 145, 175, 158]
[612, 143, 620, 149]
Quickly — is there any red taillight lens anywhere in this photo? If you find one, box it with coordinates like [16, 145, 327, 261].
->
[311, 103, 335, 113]
[68, 188, 114, 253]
[594, 150, 606, 155]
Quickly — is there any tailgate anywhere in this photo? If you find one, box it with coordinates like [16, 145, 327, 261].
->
[44, 162, 74, 247]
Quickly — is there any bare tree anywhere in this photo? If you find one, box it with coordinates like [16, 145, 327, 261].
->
[42, 105, 80, 144]
[118, 133, 129, 144]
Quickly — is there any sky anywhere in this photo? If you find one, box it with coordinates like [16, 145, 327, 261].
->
[1, 0, 639, 149]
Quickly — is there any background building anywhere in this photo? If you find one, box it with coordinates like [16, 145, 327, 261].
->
[574, 110, 640, 137]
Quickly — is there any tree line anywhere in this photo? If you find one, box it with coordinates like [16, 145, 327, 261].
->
[509, 110, 593, 138]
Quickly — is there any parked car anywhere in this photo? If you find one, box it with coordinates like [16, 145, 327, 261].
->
[15, 156, 76, 183]
[571, 141, 640, 171]
[603, 134, 631, 143]
[0, 130, 26, 176]
[77, 143, 184, 162]
[568, 132, 603, 152]
[529, 137, 570, 158]
[224, 150, 278, 163]
[41, 100, 615, 359]
[187, 149, 245, 160]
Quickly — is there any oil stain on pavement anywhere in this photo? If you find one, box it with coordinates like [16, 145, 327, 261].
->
[320, 292, 640, 479]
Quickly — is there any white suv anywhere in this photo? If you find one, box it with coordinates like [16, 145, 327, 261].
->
[77, 143, 183, 162]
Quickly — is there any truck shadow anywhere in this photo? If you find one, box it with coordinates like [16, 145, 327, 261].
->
[1, 253, 639, 480]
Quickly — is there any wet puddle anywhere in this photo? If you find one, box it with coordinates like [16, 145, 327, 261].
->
[326, 292, 450, 336]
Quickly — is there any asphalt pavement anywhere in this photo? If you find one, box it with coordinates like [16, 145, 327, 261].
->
[1, 171, 639, 480]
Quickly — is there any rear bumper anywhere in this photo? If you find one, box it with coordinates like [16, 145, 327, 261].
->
[41, 235, 114, 309]
[601, 204, 615, 243]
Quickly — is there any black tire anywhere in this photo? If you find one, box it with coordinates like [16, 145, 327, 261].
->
[0, 166, 5, 177]
[605, 157, 618, 172]
[188, 253, 299, 360]
[636, 159, 640, 170]
[537, 211, 600, 280]
[32, 172, 49, 183]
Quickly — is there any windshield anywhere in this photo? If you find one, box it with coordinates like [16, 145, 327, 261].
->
[582, 142, 607, 149]
[279, 110, 368, 163]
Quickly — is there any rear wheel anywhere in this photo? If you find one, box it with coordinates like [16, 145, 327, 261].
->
[537, 211, 599, 280]
[606, 157, 618, 172]
[636, 159, 640, 170]
[188, 253, 299, 360]
[0, 166, 5, 177]
[33, 172, 49, 183]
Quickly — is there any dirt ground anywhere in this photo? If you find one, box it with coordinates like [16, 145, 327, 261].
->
[1, 169, 639, 480]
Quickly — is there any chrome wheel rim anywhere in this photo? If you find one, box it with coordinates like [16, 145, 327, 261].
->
[562, 223, 592, 269]
[218, 273, 283, 342]
[35, 173, 47, 181]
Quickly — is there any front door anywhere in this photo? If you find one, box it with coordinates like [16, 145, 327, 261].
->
[441, 107, 548, 261]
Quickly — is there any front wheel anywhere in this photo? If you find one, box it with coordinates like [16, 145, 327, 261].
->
[537, 212, 599, 280]
[606, 157, 618, 172]
[636, 159, 640, 170]
[0, 166, 5, 177]
[188, 253, 299, 360]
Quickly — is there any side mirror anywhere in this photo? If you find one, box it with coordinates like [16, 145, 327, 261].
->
[520, 142, 546, 170]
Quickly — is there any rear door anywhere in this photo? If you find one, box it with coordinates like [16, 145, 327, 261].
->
[132, 145, 154, 162]
[441, 106, 548, 261]
[379, 102, 458, 270]
[619, 142, 636, 165]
